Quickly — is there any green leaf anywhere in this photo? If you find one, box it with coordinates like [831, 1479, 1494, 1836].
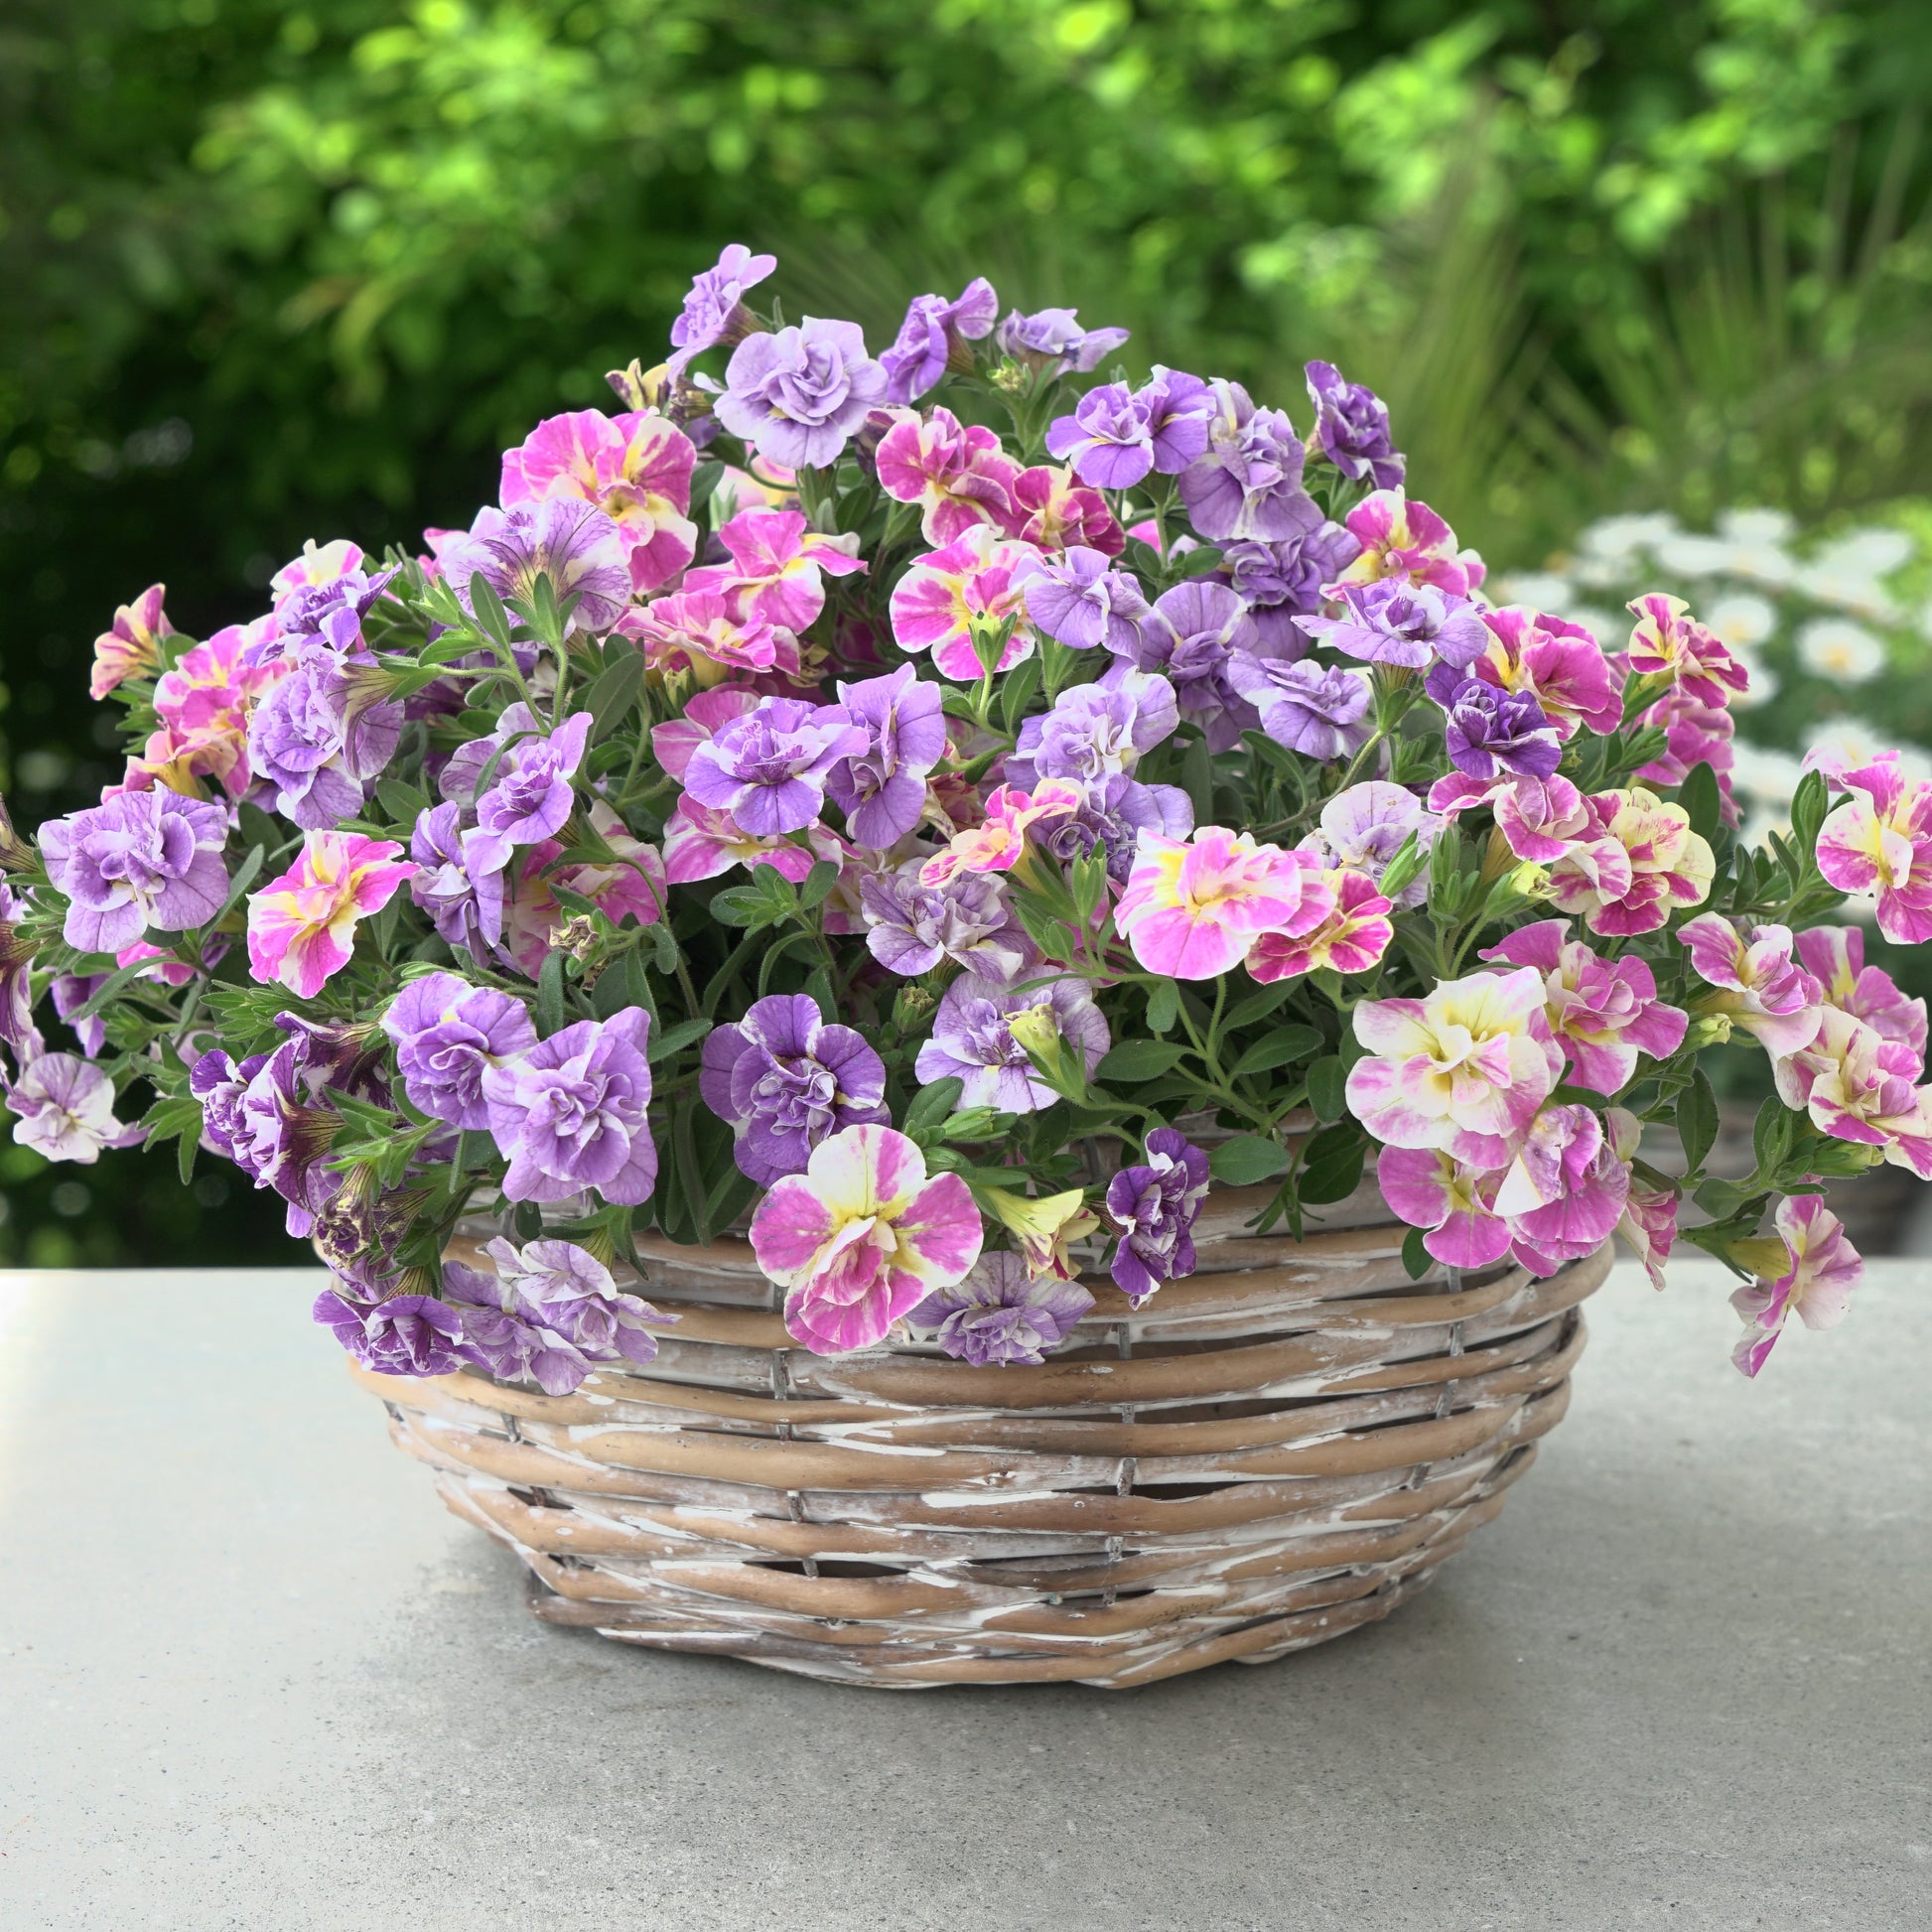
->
[209, 840, 266, 929]
[905, 1076, 966, 1132]
[1306, 1054, 1347, 1122]
[1680, 759, 1723, 842]
[1790, 767, 1829, 854]
[998, 655, 1042, 736]
[709, 886, 766, 929]
[1095, 1039, 1189, 1082]
[1232, 1025, 1322, 1076]
[1144, 978, 1180, 1035]
[1208, 1135, 1294, 1185]
[1298, 1122, 1366, 1204]
[468, 574, 515, 650]
[1401, 1225, 1432, 1281]
[1226, 978, 1299, 1029]
[798, 859, 841, 911]
[375, 778, 430, 824]
[1180, 733, 1213, 828]
[688, 460, 725, 515]
[647, 1016, 713, 1063]
[535, 949, 568, 1039]
[1750, 1095, 1794, 1179]
[582, 647, 644, 742]
[1676, 1066, 1719, 1174]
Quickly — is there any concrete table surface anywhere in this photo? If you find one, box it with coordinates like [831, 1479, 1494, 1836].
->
[1, 1260, 1927, 1932]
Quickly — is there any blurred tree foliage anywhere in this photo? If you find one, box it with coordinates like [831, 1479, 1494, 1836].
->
[2, 0, 1930, 1262]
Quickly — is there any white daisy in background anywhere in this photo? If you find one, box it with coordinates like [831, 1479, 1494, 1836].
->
[1797, 617, 1887, 684]
[1717, 507, 1796, 546]
[1801, 719, 1932, 785]
[1813, 526, 1913, 577]
[1730, 743, 1806, 841]
[1574, 512, 1679, 586]
[1567, 605, 1623, 646]
[1652, 531, 1733, 578]
[1491, 570, 1574, 611]
[1704, 592, 1777, 648]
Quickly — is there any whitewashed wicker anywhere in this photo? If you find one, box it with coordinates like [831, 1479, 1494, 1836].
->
[353, 1174, 1605, 1688]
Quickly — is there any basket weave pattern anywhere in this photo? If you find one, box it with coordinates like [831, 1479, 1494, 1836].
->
[355, 1182, 1606, 1688]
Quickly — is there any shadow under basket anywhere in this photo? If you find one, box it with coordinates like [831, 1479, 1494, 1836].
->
[352, 1180, 1607, 1690]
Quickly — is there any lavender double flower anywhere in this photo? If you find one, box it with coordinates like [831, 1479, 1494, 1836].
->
[1304, 359, 1405, 490]
[1427, 669, 1563, 780]
[1034, 773, 1194, 885]
[442, 498, 631, 639]
[443, 705, 594, 876]
[879, 278, 998, 404]
[408, 801, 506, 955]
[1295, 581, 1488, 671]
[247, 644, 405, 829]
[684, 696, 868, 838]
[666, 243, 776, 374]
[699, 993, 891, 1185]
[825, 665, 947, 849]
[1007, 667, 1178, 789]
[1177, 379, 1320, 545]
[313, 1288, 465, 1378]
[1218, 523, 1362, 651]
[1043, 366, 1211, 491]
[910, 1253, 1094, 1367]
[1121, 579, 1264, 751]
[1105, 1128, 1210, 1305]
[715, 318, 887, 470]
[914, 974, 1110, 1114]
[858, 865, 1033, 983]
[40, 788, 228, 953]
[994, 307, 1129, 376]
[382, 971, 536, 1131]
[1225, 655, 1373, 761]
[1022, 546, 1150, 653]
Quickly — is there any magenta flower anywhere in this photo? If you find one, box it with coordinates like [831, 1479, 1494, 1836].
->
[138, 622, 283, 800]
[246, 645, 405, 830]
[666, 242, 776, 374]
[40, 788, 229, 953]
[1176, 379, 1319, 545]
[91, 582, 174, 699]
[1247, 867, 1394, 982]
[890, 524, 1045, 679]
[994, 307, 1129, 376]
[880, 278, 999, 403]
[1021, 545, 1150, 653]
[1814, 755, 1932, 945]
[874, 406, 1024, 546]
[1304, 360, 1404, 490]
[750, 1124, 983, 1355]
[910, 1253, 1094, 1366]
[1226, 655, 1373, 761]
[1003, 464, 1124, 556]
[1105, 1127, 1210, 1305]
[1546, 788, 1715, 938]
[1467, 609, 1625, 740]
[1376, 1146, 1512, 1269]
[915, 973, 1110, 1113]
[500, 408, 698, 595]
[1793, 926, 1927, 1066]
[1634, 685, 1738, 821]
[683, 695, 868, 838]
[1482, 919, 1689, 1093]
[681, 507, 866, 631]
[701, 993, 891, 1184]
[1330, 489, 1483, 598]
[1607, 1106, 1678, 1291]
[1115, 826, 1334, 980]
[4, 1051, 143, 1163]
[441, 498, 631, 639]
[618, 588, 796, 684]
[1676, 915, 1824, 1057]
[1771, 1008, 1932, 1177]
[859, 863, 1032, 983]
[1626, 593, 1749, 710]
[661, 796, 835, 886]
[1296, 581, 1488, 671]
[381, 971, 536, 1132]
[1427, 770, 1586, 863]
[825, 664, 948, 848]
[246, 832, 418, 1000]
[1729, 1195, 1863, 1377]
[446, 706, 594, 877]
[481, 1007, 658, 1204]
[1346, 967, 1562, 1172]
[715, 318, 887, 470]
[1492, 1102, 1630, 1276]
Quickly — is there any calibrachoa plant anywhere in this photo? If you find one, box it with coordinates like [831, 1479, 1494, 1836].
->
[4, 253, 1927, 1384]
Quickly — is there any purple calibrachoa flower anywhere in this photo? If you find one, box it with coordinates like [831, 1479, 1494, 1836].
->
[247, 645, 405, 829]
[909, 1252, 1094, 1366]
[880, 278, 999, 404]
[858, 864, 1033, 982]
[684, 696, 869, 838]
[1048, 365, 1214, 489]
[193, 1034, 350, 1234]
[40, 788, 228, 952]
[1125, 578, 1264, 751]
[1177, 379, 1320, 544]
[481, 1007, 657, 1204]
[3, 1051, 143, 1162]
[483, 1236, 674, 1367]
[994, 307, 1129, 376]
[700, 992, 891, 1184]
[446, 706, 594, 877]
[440, 1259, 595, 1394]
[715, 318, 888, 470]
[442, 498, 631, 638]
[381, 971, 537, 1131]
[914, 974, 1110, 1113]
[1022, 545, 1150, 652]
[825, 665, 948, 849]
[1226, 654, 1372, 760]
[1295, 581, 1488, 671]
[666, 243, 776, 374]
[1008, 667, 1178, 788]
[1219, 523, 1362, 652]
[1430, 673, 1564, 780]
[1300, 781, 1446, 908]
[276, 562, 402, 656]
[408, 802, 506, 954]
[1034, 772, 1195, 886]
[1304, 359, 1405, 490]
[313, 1287, 465, 1378]
[1106, 1128, 1210, 1306]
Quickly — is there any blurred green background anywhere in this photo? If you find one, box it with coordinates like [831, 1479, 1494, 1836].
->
[4, 0, 1931, 1264]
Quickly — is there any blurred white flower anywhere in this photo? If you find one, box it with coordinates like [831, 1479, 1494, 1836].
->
[1797, 617, 1886, 683]
[1813, 526, 1913, 578]
[1567, 605, 1622, 645]
[1704, 593, 1777, 649]
[1794, 562, 1903, 623]
[1579, 513, 1679, 564]
[1717, 507, 1796, 547]
[1493, 570, 1573, 611]
[1652, 532, 1733, 578]
[1731, 743, 1806, 801]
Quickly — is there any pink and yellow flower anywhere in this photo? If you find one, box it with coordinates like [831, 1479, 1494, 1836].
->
[649, 686, 763, 783]
[875, 406, 1023, 545]
[1330, 490, 1484, 598]
[1546, 787, 1714, 937]
[91, 584, 175, 700]
[1793, 925, 1927, 1068]
[1482, 919, 1689, 1092]
[1728, 1194, 1863, 1378]
[661, 796, 838, 887]
[133, 623, 288, 799]
[502, 803, 666, 976]
[1676, 914, 1823, 1058]
[985, 1185, 1101, 1282]
[1346, 966, 1562, 1171]
[269, 539, 364, 614]
[500, 408, 698, 594]
[1427, 770, 1592, 865]
[1001, 465, 1124, 556]
[1375, 1145, 1512, 1268]
[1491, 1101, 1629, 1276]
[749, 1124, 984, 1354]
[919, 782, 1083, 888]
[1607, 1107, 1677, 1291]
[245, 832, 418, 1000]
[889, 524, 1046, 679]
[1771, 1008, 1932, 1177]
[682, 508, 866, 632]
[1625, 593, 1749, 709]
[1115, 827, 1336, 980]
[618, 589, 800, 687]
[1465, 608, 1623, 739]
[1247, 867, 1392, 982]
[1813, 754, 1932, 945]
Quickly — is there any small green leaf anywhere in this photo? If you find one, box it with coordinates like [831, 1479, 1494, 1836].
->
[905, 1076, 966, 1132]
[1144, 978, 1180, 1035]
[375, 778, 430, 824]
[582, 648, 644, 742]
[1306, 1054, 1347, 1122]
[709, 886, 765, 929]
[1676, 1066, 1720, 1174]
[1232, 1025, 1322, 1077]
[1208, 1135, 1294, 1185]
[1401, 1226, 1432, 1281]
[1180, 733, 1213, 829]
[535, 950, 568, 1039]
[1790, 767, 1829, 854]
[1680, 760, 1723, 842]
[1226, 979, 1298, 1029]
[1095, 1039, 1189, 1082]
[999, 656, 1042, 736]
[1298, 1122, 1366, 1204]
[646, 1016, 713, 1063]
[798, 859, 840, 910]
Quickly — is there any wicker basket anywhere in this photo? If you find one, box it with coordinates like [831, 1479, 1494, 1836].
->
[352, 1175, 1607, 1689]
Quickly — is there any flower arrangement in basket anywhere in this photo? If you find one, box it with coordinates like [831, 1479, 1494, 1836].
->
[3, 244, 1926, 1397]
